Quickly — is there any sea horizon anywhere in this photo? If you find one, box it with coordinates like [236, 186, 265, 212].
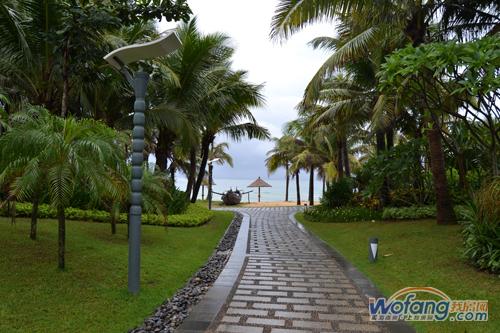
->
[176, 177, 324, 203]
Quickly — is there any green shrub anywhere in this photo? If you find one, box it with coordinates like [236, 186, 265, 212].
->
[304, 206, 382, 223]
[321, 178, 353, 208]
[0, 202, 213, 228]
[462, 179, 500, 273]
[166, 188, 189, 214]
[382, 205, 471, 221]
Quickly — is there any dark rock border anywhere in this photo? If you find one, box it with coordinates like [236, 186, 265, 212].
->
[129, 212, 243, 333]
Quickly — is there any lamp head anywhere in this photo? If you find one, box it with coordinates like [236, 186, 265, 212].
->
[209, 158, 221, 164]
[104, 30, 181, 70]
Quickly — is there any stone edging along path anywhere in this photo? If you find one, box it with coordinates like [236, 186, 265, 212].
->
[129, 212, 248, 333]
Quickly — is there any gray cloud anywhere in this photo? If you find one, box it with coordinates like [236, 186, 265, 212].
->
[159, 0, 334, 179]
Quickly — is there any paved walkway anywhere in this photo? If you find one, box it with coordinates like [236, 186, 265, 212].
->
[209, 207, 388, 333]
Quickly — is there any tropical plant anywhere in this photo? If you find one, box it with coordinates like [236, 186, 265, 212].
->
[462, 178, 500, 273]
[0, 109, 126, 268]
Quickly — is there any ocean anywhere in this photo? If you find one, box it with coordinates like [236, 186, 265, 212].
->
[175, 177, 324, 203]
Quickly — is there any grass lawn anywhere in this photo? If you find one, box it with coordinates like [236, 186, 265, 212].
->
[0, 210, 234, 333]
[296, 213, 499, 333]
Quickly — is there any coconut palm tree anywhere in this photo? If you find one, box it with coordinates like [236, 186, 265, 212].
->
[0, 109, 125, 268]
[266, 136, 297, 201]
[271, 0, 499, 224]
[189, 69, 269, 203]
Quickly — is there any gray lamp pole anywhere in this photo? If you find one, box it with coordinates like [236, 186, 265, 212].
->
[128, 71, 149, 294]
[104, 31, 181, 294]
[207, 158, 220, 210]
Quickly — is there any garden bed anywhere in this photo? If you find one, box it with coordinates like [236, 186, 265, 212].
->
[1, 202, 214, 227]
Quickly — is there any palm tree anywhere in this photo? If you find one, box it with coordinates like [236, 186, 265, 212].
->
[189, 70, 269, 203]
[270, 0, 499, 224]
[266, 136, 296, 201]
[0, 109, 125, 268]
[209, 142, 234, 167]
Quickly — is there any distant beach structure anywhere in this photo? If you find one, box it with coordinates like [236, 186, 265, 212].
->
[248, 177, 272, 202]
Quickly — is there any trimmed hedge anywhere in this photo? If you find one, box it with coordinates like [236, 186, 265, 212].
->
[303, 204, 471, 223]
[381, 205, 470, 221]
[1, 202, 214, 227]
[304, 206, 382, 223]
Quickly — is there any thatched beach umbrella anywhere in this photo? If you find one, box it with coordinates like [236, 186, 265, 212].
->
[248, 177, 272, 202]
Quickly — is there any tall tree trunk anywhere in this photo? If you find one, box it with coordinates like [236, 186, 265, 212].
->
[58, 206, 66, 269]
[322, 177, 326, 195]
[30, 198, 39, 240]
[155, 129, 176, 172]
[376, 130, 390, 206]
[295, 171, 301, 205]
[342, 138, 351, 177]
[386, 127, 394, 150]
[191, 135, 212, 203]
[285, 163, 290, 201]
[110, 203, 117, 235]
[185, 148, 197, 199]
[60, 36, 70, 117]
[10, 200, 16, 225]
[168, 162, 176, 183]
[457, 152, 468, 190]
[427, 121, 456, 225]
[308, 167, 314, 206]
[337, 140, 344, 180]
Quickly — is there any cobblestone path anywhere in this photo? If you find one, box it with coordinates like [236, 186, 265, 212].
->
[211, 207, 387, 333]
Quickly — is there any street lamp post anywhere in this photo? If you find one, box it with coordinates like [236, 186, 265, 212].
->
[207, 158, 220, 210]
[104, 31, 181, 295]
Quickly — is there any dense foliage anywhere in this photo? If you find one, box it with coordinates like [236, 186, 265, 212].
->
[462, 179, 500, 273]
[269, 0, 499, 274]
[0, 1, 269, 269]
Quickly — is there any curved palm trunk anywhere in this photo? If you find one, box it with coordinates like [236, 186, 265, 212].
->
[168, 163, 176, 183]
[10, 200, 16, 225]
[57, 206, 66, 269]
[427, 122, 456, 225]
[342, 139, 351, 177]
[336, 142, 344, 180]
[185, 148, 197, 199]
[308, 167, 314, 206]
[285, 163, 290, 201]
[376, 130, 390, 206]
[155, 129, 176, 172]
[30, 198, 39, 240]
[191, 135, 212, 203]
[295, 171, 301, 205]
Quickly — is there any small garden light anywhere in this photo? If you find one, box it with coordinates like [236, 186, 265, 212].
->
[369, 237, 378, 262]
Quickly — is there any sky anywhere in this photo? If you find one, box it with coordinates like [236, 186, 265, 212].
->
[158, 0, 335, 180]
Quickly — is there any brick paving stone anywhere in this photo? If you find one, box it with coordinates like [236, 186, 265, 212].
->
[252, 303, 287, 310]
[245, 318, 285, 326]
[292, 320, 332, 330]
[216, 324, 263, 333]
[274, 311, 311, 319]
[210, 207, 389, 333]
